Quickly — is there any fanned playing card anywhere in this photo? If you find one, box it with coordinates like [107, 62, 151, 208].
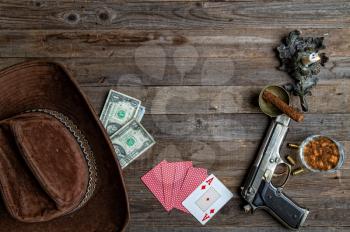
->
[172, 161, 192, 212]
[141, 160, 167, 209]
[174, 167, 208, 213]
[182, 174, 233, 225]
[161, 162, 176, 211]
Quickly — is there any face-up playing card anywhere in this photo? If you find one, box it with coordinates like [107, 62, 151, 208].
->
[174, 167, 208, 213]
[172, 161, 192, 212]
[182, 174, 233, 225]
[161, 162, 177, 211]
[141, 160, 167, 209]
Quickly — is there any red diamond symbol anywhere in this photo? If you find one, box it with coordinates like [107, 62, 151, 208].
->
[201, 185, 206, 190]
[210, 209, 215, 214]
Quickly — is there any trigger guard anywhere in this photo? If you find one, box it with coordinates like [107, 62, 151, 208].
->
[272, 162, 291, 188]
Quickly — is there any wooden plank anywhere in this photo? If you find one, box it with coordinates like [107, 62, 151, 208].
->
[0, 57, 288, 86]
[0, 57, 348, 86]
[125, 198, 349, 227]
[81, 83, 350, 115]
[135, 113, 350, 141]
[125, 205, 350, 227]
[0, 1, 349, 30]
[0, 29, 349, 58]
[128, 227, 348, 232]
[123, 139, 350, 171]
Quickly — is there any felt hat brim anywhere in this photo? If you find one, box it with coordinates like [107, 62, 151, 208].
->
[0, 61, 129, 232]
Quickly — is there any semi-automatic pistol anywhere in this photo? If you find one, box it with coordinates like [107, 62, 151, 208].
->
[241, 114, 309, 230]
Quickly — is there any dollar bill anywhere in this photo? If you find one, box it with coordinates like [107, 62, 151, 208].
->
[135, 105, 146, 122]
[110, 119, 155, 169]
[100, 90, 141, 135]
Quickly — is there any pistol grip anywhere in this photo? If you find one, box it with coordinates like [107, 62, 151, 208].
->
[254, 181, 309, 230]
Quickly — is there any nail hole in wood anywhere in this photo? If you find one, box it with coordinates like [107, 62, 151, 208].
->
[32, 0, 45, 8]
[99, 12, 109, 21]
[67, 14, 77, 22]
[64, 12, 80, 24]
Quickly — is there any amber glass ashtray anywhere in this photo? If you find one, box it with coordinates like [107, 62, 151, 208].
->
[299, 135, 345, 173]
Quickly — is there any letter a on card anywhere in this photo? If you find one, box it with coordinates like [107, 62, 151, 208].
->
[202, 213, 210, 222]
[206, 177, 214, 186]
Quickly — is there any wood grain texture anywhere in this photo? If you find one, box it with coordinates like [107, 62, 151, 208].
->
[0, 1, 349, 231]
[137, 113, 350, 141]
[0, 57, 348, 86]
[128, 227, 348, 232]
[81, 84, 350, 114]
[0, 29, 350, 58]
[0, 1, 350, 29]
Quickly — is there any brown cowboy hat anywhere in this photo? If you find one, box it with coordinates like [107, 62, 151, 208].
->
[0, 61, 129, 231]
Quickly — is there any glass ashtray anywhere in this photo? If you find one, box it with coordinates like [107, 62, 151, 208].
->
[299, 135, 345, 173]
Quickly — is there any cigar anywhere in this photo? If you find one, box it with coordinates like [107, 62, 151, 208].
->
[262, 90, 304, 122]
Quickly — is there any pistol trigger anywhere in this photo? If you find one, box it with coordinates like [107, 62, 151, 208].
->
[264, 169, 273, 180]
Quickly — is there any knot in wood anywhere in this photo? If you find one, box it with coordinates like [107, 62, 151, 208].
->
[64, 11, 80, 25]
[96, 8, 116, 25]
[99, 12, 109, 21]
[31, 0, 46, 8]
[67, 14, 77, 22]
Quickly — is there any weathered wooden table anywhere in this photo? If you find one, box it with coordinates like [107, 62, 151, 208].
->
[0, 1, 349, 231]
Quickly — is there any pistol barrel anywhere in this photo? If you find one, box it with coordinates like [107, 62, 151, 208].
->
[241, 115, 290, 204]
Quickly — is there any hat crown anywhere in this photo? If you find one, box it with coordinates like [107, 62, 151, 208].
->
[0, 110, 97, 223]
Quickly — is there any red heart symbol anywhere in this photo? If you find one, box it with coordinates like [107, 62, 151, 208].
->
[210, 209, 215, 214]
[201, 185, 206, 190]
